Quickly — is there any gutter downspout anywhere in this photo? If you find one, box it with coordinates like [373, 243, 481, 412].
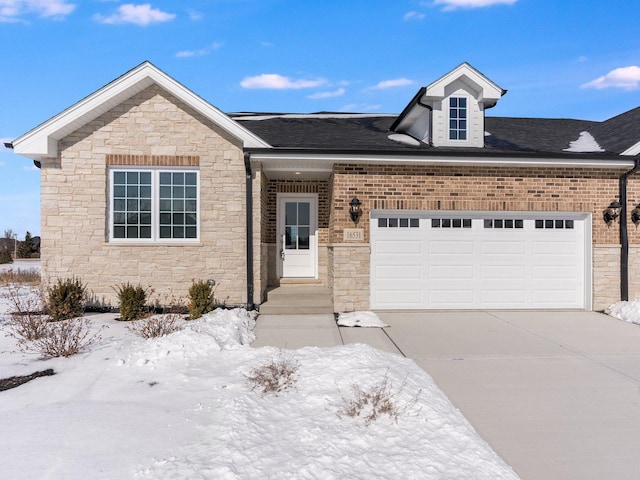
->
[244, 152, 255, 310]
[619, 157, 640, 301]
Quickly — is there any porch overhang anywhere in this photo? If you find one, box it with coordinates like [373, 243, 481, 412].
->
[249, 148, 636, 179]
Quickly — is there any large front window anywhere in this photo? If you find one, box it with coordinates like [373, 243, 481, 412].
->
[449, 97, 467, 140]
[110, 169, 199, 241]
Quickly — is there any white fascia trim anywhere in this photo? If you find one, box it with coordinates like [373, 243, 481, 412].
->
[13, 62, 270, 160]
[251, 152, 636, 169]
[425, 63, 504, 103]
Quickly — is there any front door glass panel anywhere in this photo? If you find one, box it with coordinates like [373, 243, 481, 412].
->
[285, 201, 310, 250]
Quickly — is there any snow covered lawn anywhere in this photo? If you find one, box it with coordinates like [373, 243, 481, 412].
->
[0, 284, 518, 479]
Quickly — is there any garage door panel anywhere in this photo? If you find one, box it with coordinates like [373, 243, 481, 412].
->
[428, 289, 476, 305]
[533, 265, 579, 279]
[533, 289, 579, 304]
[429, 241, 474, 254]
[429, 265, 474, 279]
[374, 289, 422, 306]
[481, 290, 527, 304]
[482, 265, 527, 279]
[371, 212, 587, 310]
[532, 241, 578, 255]
[375, 240, 422, 254]
[481, 241, 527, 254]
[375, 265, 422, 279]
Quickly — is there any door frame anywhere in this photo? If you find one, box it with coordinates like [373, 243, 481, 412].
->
[276, 193, 318, 279]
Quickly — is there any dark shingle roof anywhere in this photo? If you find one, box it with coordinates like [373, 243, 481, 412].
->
[232, 110, 638, 157]
[588, 106, 640, 154]
[484, 117, 601, 153]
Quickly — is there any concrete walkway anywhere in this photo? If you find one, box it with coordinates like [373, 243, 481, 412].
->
[253, 310, 640, 480]
[253, 314, 402, 354]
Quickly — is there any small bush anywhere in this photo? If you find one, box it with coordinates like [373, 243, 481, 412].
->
[25, 318, 105, 358]
[334, 372, 420, 426]
[245, 351, 299, 396]
[115, 283, 149, 321]
[0, 248, 12, 264]
[47, 277, 86, 322]
[2, 284, 48, 341]
[188, 280, 215, 320]
[127, 314, 183, 338]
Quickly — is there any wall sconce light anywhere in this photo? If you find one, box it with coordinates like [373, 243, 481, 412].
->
[349, 197, 362, 224]
[631, 204, 640, 226]
[603, 201, 622, 226]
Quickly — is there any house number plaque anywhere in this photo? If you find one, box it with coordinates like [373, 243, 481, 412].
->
[343, 228, 364, 242]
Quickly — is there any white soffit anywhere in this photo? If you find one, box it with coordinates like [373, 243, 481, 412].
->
[12, 61, 270, 160]
[251, 151, 635, 169]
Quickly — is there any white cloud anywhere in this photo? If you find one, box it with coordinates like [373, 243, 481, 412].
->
[94, 3, 175, 26]
[240, 74, 326, 90]
[368, 78, 415, 90]
[404, 10, 425, 21]
[307, 88, 346, 99]
[581, 66, 640, 90]
[434, 0, 517, 10]
[176, 42, 222, 58]
[0, 0, 76, 22]
[187, 9, 203, 21]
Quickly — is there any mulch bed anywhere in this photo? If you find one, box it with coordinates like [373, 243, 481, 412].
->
[0, 369, 55, 392]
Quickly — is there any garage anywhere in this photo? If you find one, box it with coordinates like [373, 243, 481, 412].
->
[370, 211, 591, 310]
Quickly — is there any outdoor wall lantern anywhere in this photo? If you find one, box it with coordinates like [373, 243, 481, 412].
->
[631, 204, 640, 226]
[603, 201, 622, 226]
[349, 197, 362, 224]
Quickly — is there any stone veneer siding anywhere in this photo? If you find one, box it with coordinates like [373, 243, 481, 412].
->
[41, 85, 252, 307]
[327, 163, 640, 311]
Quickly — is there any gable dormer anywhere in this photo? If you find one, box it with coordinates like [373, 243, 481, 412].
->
[391, 62, 505, 148]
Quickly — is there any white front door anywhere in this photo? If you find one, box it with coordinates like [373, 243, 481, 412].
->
[277, 194, 317, 278]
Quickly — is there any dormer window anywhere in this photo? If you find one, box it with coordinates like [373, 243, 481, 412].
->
[449, 97, 467, 140]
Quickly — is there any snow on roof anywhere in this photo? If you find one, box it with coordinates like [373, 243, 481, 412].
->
[387, 133, 421, 147]
[563, 131, 605, 153]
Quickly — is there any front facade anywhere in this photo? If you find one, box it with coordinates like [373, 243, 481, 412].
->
[9, 62, 640, 311]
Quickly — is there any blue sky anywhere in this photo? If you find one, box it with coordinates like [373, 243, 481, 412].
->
[2, 0, 640, 237]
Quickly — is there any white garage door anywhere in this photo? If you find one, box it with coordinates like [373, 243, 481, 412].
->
[370, 212, 590, 310]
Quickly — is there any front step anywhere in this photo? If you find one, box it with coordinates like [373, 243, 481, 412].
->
[260, 285, 334, 315]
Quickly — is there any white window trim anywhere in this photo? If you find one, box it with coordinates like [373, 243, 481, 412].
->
[108, 167, 200, 243]
[448, 95, 469, 142]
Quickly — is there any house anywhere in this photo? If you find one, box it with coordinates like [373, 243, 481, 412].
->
[7, 61, 640, 311]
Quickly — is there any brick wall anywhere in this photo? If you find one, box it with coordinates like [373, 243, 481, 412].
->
[41, 85, 250, 307]
[326, 163, 640, 311]
[329, 164, 637, 245]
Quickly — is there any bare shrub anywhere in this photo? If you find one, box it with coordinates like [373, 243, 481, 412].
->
[246, 351, 299, 396]
[1, 283, 48, 341]
[127, 314, 183, 339]
[22, 318, 105, 358]
[334, 372, 420, 426]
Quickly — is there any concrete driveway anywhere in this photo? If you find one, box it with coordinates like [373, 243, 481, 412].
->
[376, 310, 640, 480]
